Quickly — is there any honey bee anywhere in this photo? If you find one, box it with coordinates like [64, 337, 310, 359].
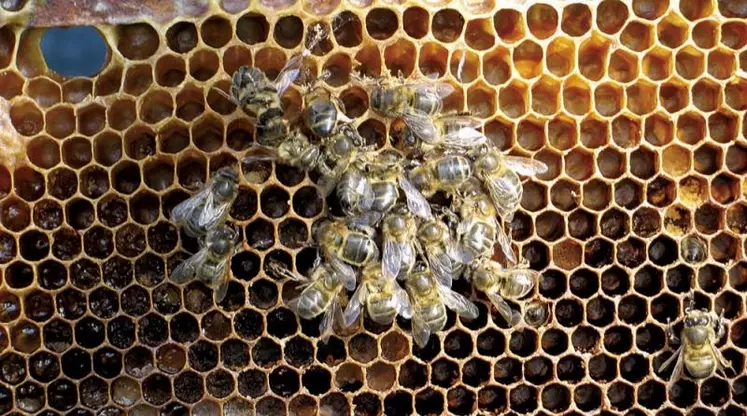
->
[454, 179, 517, 264]
[343, 261, 412, 327]
[415, 216, 466, 288]
[302, 76, 354, 138]
[170, 224, 240, 303]
[404, 263, 479, 348]
[170, 167, 239, 239]
[315, 219, 378, 283]
[269, 257, 351, 342]
[524, 300, 551, 328]
[464, 258, 537, 326]
[681, 235, 707, 264]
[337, 151, 432, 224]
[407, 153, 473, 197]
[472, 146, 548, 222]
[381, 206, 418, 281]
[368, 73, 455, 143]
[228, 25, 327, 147]
[399, 114, 487, 153]
[660, 299, 731, 384]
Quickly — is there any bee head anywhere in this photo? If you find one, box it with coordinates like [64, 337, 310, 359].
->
[207, 225, 238, 255]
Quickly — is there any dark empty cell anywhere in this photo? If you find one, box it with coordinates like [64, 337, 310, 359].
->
[74, 317, 105, 349]
[260, 186, 290, 218]
[618, 295, 647, 325]
[18, 230, 49, 261]
[230, 251, 260, 283]
[607, 381, 634, 411]
[172, 371, 203, 404]
[284, 337, 314, 370]
[0, 352, 26, 384]
[366, 8, 398, 40]
[432, 9, 464, 42]
[205, 368, 235, 398]
[541, 383, 571, 412]
[46, 168, 77, 200]
[555, 299, 584, 327]
[617, 238, 646, 268]
[647, 177, 676, 207]
[92, 347, 122, 379]
[276, 165, 306, 188]
[567, 209, 595, 240]
[51, 228, 81, 260]
[541, 329, 568, 355]
[29, 350, 61, 383]
[130, 192, 159, 225]
[476, 328, 505, 357]
[509, 384, 537, 413]
[79, 166, 109, 198]
[236, 12, 269, 44]
[701, 377, 730, 406]
[61, 348, 92, 379]
[146, 221, 178, 254]
[0, 199, 30, 231]
[648, 236, 678, 265]
[6, 261, 33, 290]
[137, 313, 168, 347]
[38, 260, 67, 290]
[169, 313, 199, 344]
[695, 204, 722, 234]
[522, 241, 550, 270]
[574, 383, 602, 411]
[588, 354, 617, 382]
[269, 366, 300, 397]
[447, 386, 476, 415]
[600, 209, 628, 239]
[142, 373, 171, 405]
[229, 186, 258, 221]
[651, 293, 680, 323]
[414, 388, 444, 415]
[383, 390, 413, 416]
[102, 256, 133, 289]
[48, 379, 77, 411]
[278, 218, 308, 249]
[44, 318, 73, 352]
[114, 224, 146, 258]
[410, 333, 440, 362]
[166, 22, 197, 53]
[83, 226, 113, 259]
[586, 296, 615, 327]
[634, 266, 663, 297]
[632, 207, 661, 237]
[186, 340, 218, 373]
[31, 199, 61, 231]
[317, 337, 347, 366]
[106, 317, 136, 350]
[14, 167, 45, 202]
[90, 287, 119, 319]
[112, 162, 141, 194]
[509, 329, 538, 357]
[524, 356, 552, 384]
[251, 337, 282, 368]
[56, 288, 86, 319]
[539, 269, 567, 299]
[272, 15, 303, 48]
[249, 278, 278, 309]
[699, 265, 725, 293]
[636, 324, 666, 353]
[558, 355, 586, 382]
[569, 269, 600, 298]
[177, 280, 210, 313]
[246, 219, 274, 250]
[66, 199, 94, 230]
[217, 339, 249, 371]
[444, 330, 473, 359]
[152, 283, 181, 315]
[614, 178, 643, 209]
[620, 353, 648, 383]
[293, 186, 324, 218]
[266, 307, 298, 339]
[301, 366, 333, 397]
[119, 286, 151, 318]
[392, 359, 425, 390]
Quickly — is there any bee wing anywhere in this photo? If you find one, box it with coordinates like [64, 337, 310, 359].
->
[318, 161, 348, 197]
[428, 250, 454, 288]
[328, 254, 358, 291]
[243, 146, 279, 163]
[170, 187, 209, 224]
[481, 174, 519, 220]
[348, 211, 383, 229]
[319, 293, 342, 344]
[409, 299, 432, 348]
[496, 226, 517, 265]
[439, 114, 482, 129]
[486, 292, 521, 326]
[438, 285, 479, 320]
[411, 81, 455, 99]
[399, 176, 433, 220]
[402, 110, 439, 143]
[274, 55, 303, 96]
[709, 338, 733, 372]
[446, 240, 472, 265]
[343, 283, 368, 327]
[382, 237, 403, 281]
[214, 279, 230, 304]
[503, 156, 549, 176]
[170, 248, 209, 284]
[197, 192, 232, 230]
[442, 127, 487, 148]
[394, 285, 413, 319]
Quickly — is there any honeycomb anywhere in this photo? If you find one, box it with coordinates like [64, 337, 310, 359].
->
[1, 0, 746, 414]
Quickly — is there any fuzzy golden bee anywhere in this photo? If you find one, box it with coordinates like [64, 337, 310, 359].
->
[343, 261, 412, 327]
[659, 300, 731, 384]
[315, 219, 378, 282]
[464, 258, 537, 326]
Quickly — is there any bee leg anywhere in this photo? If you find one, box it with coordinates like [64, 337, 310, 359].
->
[716, 309, 728, 340]
[666, 318, 680, 344]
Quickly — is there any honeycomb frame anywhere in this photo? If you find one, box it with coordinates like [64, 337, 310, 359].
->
[1, 0, 746, 414]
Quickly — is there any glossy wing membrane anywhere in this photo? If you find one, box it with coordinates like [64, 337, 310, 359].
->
[659, 346, 684, 384]
[496, 226, 517, 264]
[428, 250, 455, 288]
[343, 283, 369, 327]
[394, 285, 413, 319]
[409, 301, 432, 348]
[329, 255, 358, 291]
[170, 187, 209, 224]
[382, 237, 403, 281]
[170, 248, 209, 284]
[503, 156, 548, 176]
[319, 295, 342, 344]
[403, 110, 439, 142]
[400, 176, 433, 220]
[438, 285, 479, 320]
[486, 292, 521, 326]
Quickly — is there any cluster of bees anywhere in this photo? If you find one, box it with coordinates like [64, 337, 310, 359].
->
[166, 24, 733, 383]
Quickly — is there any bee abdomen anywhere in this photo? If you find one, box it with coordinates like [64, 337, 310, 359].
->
[371, 182, 398, 213]
[305, 100, 338, 137]
[463, 223, 496, 257]
[341, 234, 376, 265]
[256, 107, 287, 147]
[435, 157, 471, 185]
